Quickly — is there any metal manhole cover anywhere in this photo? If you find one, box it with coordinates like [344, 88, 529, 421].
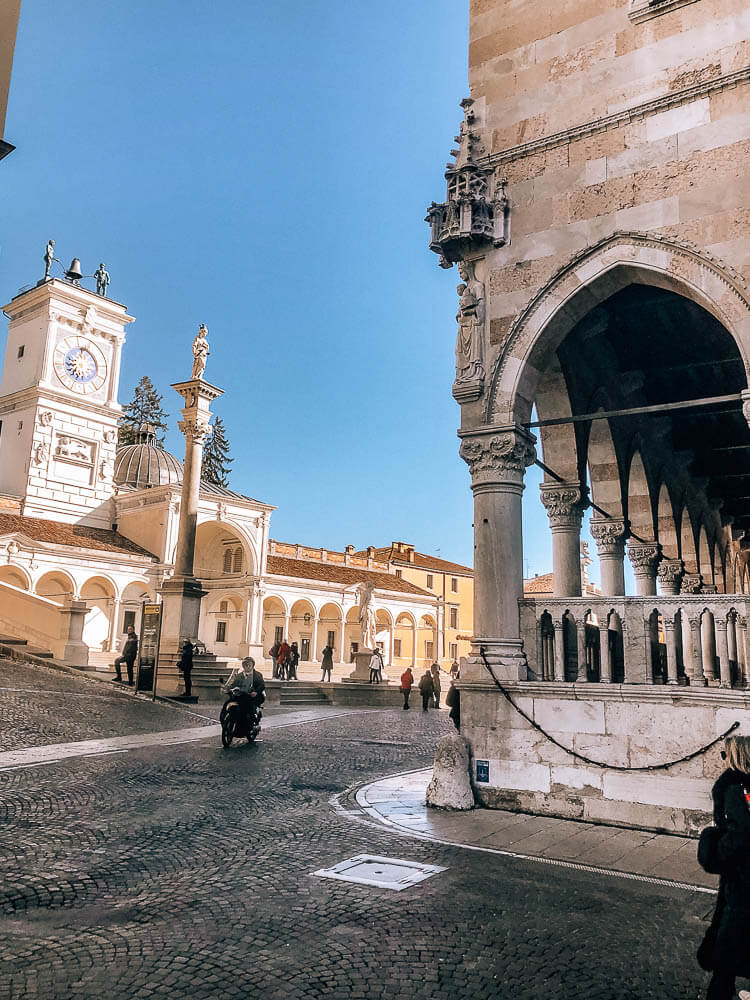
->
[311, 854, 446, 891]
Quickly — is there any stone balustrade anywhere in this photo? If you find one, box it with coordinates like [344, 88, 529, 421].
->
[519, 595, 748, 689]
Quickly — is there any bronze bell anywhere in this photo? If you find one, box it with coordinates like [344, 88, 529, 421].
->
[65, 258, 83, 283]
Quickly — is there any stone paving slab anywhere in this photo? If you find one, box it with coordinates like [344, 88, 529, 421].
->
[354, 767, 720, 892]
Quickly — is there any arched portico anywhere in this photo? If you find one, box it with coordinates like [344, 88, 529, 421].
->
[0, 564, 30, 590]
[461, 233, 750, 681]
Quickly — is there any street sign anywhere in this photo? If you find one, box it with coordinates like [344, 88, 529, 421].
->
[476, 759, 490, 783]
[136, 602, 162, 699]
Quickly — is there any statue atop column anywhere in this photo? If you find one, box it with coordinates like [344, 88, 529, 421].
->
[94, 263, 110, 297]
[357, 581, 377, 650]
[43, 239, 58, 281]
[191, 324, 210, 380]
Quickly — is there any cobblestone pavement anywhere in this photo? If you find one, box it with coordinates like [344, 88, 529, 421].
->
[0, 661, 724, 999]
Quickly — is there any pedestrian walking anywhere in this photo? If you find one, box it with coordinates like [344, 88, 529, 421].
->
[320, 644, 334, 682]
[430, 662, 441, 708]
[418, 669, 434, 713]
[445, 681, 460, 731]
[697, 735, 750, 1000]
[450, 659, 460, 680]
[400, 667, 413, 710]
[113, 625, 138, 685]
[369, 648, 384, 684]
[269, 641, 280, 679]
[288, 642, 299, 680]
[277, 638, 291, 680]
[177, 639, 194, 697]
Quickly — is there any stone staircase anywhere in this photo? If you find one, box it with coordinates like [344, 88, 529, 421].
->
[0, 634, 54, 659]
[278, 682, 331, 707]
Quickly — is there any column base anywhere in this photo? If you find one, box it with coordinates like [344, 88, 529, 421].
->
[158, 575, 207, 660]
[461, 638, 529, 683]
[344, 649, 375, 683]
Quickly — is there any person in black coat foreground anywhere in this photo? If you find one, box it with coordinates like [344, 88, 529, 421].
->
[697, 735, 750, 1000]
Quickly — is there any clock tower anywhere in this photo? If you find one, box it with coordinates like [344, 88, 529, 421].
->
[0, 277, 134, 528]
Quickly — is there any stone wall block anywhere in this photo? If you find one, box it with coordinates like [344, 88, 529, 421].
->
[571, 733, 630, 768]
[604, 701, 715, 742]
[550, 764, 603, 792]
[480, 759, 551, 794]
[583, 796, 702, 835]
[534, 696, 604, 735]
[603, 772, 712, 812]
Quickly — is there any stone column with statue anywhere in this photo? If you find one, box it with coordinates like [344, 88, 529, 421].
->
[346, 581, 385, 683]
[157, 325, 224, 696]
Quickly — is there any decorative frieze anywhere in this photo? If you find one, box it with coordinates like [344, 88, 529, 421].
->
[426, 98, 508, 268]
[458, 428, 536, 488]
[539, 482, 589, 529]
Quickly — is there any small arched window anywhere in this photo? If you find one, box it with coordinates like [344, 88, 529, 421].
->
[219, 600, 228, 613]
[233, 547, 243, 573]
[223, 549, 233, 573]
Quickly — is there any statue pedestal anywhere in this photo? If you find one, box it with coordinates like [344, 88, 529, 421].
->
[157, 575, 207, 691]
[345, 649, 374, 684]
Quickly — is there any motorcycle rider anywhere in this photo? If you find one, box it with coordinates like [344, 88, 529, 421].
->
[221, 656, 266, 730]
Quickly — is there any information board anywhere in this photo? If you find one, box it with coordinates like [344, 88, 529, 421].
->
[475, 759, 490, 783]
[136, 602, 162, 697]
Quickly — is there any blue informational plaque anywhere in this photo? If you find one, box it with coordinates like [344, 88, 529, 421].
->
[476, 759, 490, 783]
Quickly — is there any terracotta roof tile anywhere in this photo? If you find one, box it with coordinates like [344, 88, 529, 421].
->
[266, 555, 430, 596]
[363, 546, 473, 575]
[0, 512, 157, 558]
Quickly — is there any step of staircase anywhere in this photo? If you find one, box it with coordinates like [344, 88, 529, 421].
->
[278, 683, 331, 706]
[0, 635, 28, 645]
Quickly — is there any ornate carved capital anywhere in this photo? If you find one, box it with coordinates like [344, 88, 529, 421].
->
[539, 482, 589, 528]
[681, 572, 703, 594]
[590, 517, 628, 555]
[627, 541, 662, 576]
[459, 428, 536, 488]
[178, 417, 211, 446]
[657, 558, 684, 594]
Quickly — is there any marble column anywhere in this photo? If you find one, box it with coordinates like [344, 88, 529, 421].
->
[590, 518, 628, 596]
[552, 618, 566, 682]
[540, 482, 589, 598]
[627, 541, 662, 596]
[458, 425, 536, 680]
[716, 616, 732, 688]
[599, 623, 612, 683]
[657, 559, 684, 597]
[159, 376, 223, 674]
[576, 619, 588, 682]
[663, 618, 679, 685]
[683, 614, 704, 686]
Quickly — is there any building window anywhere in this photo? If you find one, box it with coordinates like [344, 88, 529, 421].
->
[395, 569, 402, 579]
[223, 549, 233, 573]
[425, 640, 434, 660]
[327, 630, 336, 649]
[450, 607, 458, 629]
[233, 548, 242, 573]
[426, 573, 433, 589]
[275, 625, 284, 644]
[219, 600, 228, 613]
[216, 621, 227, 643]
[122, 610, 136, 633]
[449, 642, 458, 660]
[450, 577, 458, 593]
[394, 638, 402, 657]
[17, 345, 24, 359]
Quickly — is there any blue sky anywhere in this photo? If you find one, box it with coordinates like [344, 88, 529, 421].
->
[1, 0, 576, 581]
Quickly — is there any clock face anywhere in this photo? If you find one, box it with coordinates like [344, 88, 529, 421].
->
[53, 336, 107, 394]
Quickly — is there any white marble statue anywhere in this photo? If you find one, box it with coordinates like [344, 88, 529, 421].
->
[357, 581, 377, 650]
[455, 260, 485, 383]
[191, 324, 210, 380]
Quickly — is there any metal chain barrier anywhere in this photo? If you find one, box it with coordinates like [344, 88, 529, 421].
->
[479, 647, 740, 772]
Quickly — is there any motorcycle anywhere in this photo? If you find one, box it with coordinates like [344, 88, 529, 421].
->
[220, 687, 262, 747]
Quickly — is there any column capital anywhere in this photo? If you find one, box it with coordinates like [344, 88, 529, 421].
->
[458, 425, 536, 490]
[178, 416, 211, 445]
[657, 557, 684, 595]
[539, 482, 589, 529]
[590, 517, 629, 555]
[627, 540, 662, 576]
[681, 572, 703, 594]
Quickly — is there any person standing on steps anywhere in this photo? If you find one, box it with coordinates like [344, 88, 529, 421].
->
[419, 669, 435, 712]
[320, 644, 334, 682]
[177, 639, 194, 698]
[400, 667, 414, 710]
[113, 625, 138, 685]
[369, 648, 384, 684]
[430, 662, 441, 708]
[288, 642, 299, 681]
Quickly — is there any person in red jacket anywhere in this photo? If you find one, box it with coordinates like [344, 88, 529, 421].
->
[400, 667, 414, 710]
[276, 639, 291, 680]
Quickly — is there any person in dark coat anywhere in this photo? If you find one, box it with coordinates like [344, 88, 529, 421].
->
[418, 670, 434, 713]
[320, 644, 334, 682]
[697, 735, 750, 1000]
[430, 662, 441, 708]
[445, 682, 460, 731]
[288, 642, 299, 680]
[113, 625, 138, 685]
[177, 639, 194, 697]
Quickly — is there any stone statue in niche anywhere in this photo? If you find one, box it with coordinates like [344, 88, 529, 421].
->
[455, 260, 485, 386]
[191, 324, 210, 380]
[357, 581, 377, 650]
[55, 436, 92, 463]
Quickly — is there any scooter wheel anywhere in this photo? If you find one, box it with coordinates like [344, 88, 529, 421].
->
[247, 725, 260, 743]
[221, 718, 235, 748]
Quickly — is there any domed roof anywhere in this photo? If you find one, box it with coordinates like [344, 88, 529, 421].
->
[114, 424, 183, 489]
